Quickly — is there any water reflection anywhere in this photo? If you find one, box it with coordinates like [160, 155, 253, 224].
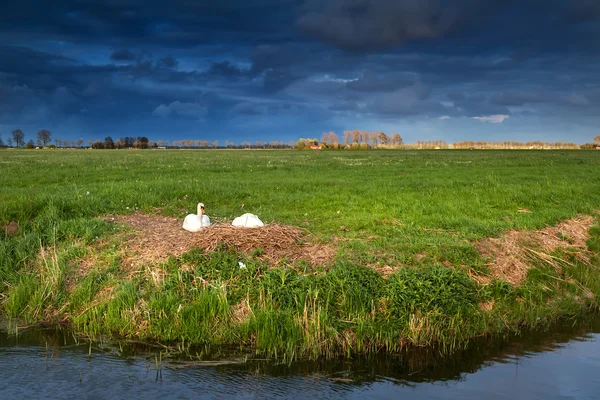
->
[1, 315, 599, 399]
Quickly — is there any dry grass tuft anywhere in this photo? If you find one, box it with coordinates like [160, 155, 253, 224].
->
[368, 264, 400, 278]
[476, 215, 593, 285]
[479, 299, 495, 312]
[3, 221, 19, 236]
[104, 213, 335, 268]
[231, 297, 253, 324]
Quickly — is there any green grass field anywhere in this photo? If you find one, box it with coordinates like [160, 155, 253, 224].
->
[1, 149, 600, 359]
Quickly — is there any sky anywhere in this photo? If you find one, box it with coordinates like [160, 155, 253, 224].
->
[0, 0, 599, 145]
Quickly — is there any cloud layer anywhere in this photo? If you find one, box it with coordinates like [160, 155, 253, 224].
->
[0, 1, 599, 143]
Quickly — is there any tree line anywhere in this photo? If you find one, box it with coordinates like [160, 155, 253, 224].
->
[1, 128, 599, 151]
[294, 132, 600, 150]
[295, 131, 404, 150]
[89, 136, 151, 149]
[0, 129, 53, 148]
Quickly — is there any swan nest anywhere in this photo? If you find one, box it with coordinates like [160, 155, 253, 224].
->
[103, 213, 335, 268]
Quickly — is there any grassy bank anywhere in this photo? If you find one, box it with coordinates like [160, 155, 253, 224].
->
[1, 149, 600, 359]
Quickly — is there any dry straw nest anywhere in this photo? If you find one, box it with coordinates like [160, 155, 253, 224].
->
[105, 213, 334, 268]
[475, 215, 594, 285]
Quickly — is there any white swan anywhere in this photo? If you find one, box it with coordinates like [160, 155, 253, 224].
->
[183, 203, 211, 232]
[232, 213, 264, 228]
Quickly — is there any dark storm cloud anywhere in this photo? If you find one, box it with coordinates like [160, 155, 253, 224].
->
[262, 68, 305, 93]
[207, 61, 249, 79]
[367, 82, 438, 116]
[297, 0, 507, 50]
[158, 56, 178, 69]
[0, 1, 599, 142]
[491, 91, 546, 107]
[234, 102, 263, 115]
[0, 0, 301, 47]
[110, 49, 136, 61]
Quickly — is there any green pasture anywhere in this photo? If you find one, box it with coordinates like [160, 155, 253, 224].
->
[1, 149, 599, 359]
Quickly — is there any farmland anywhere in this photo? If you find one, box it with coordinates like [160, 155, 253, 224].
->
[1, 149, 599, 360]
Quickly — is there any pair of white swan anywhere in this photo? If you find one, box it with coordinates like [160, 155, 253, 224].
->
[182, 203, 264, 232]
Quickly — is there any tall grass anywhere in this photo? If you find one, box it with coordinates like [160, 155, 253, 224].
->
[1, 150, 600, 359]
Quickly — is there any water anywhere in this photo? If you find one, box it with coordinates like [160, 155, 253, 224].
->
[2, 317, 600, 399]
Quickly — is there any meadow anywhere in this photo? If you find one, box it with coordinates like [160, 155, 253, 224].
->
[1, 149, 600, 360]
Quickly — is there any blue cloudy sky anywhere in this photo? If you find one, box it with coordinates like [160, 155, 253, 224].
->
[1, 0, 599, 144]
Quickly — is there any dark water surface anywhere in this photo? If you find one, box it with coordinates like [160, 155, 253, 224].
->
[2, 316, 600, 399]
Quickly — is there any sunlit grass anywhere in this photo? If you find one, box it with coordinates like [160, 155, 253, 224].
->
[1, 149, 600, 359]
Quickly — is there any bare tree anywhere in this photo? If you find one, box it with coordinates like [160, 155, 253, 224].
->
[37, 129, 52, 147]
[594, 135, 600, 145]
[378, 132, 390, 145]
[104, 136, 115, 149]
[363, 131, 371, 144]
[343, 130, 351, 145]
[12, 129, 24, 147]
[328, 132, 339, 145]
[391, 133, 403, 146]
[212, 140, 219, 149]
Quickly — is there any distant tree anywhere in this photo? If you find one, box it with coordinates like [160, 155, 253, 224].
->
[594, 135, 600, 145]
[76, 139, 83, 148]
[0, 133, 4, 147]
[120, 137, 135, 148]
[12, 129, 24, 147]
[104, 136, 115, 149]
[91, 141, 104, 149]
[352, 130, 360, 144]
[7, 138, 13, 147]
[26, 139, 35, 149]
[391, 133, 403, 145]
[378, 132, 390, 145]
[371, 133, 378, 146]
[137, 136, 149, 149]
[37, 129, 52, 147]
[328, 132, 339, 145]
[343, 130, 351, 145]
[212, 140, 218, 148]
[362, 131, 371, 144]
